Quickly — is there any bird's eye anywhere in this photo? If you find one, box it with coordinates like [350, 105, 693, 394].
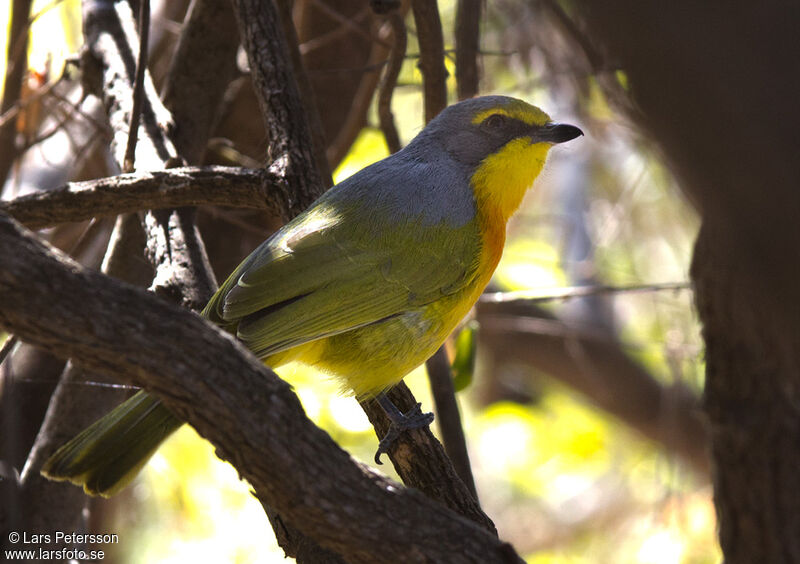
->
[484, 114, 507, 129]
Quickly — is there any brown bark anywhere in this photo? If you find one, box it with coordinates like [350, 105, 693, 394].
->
[0, 167, 280, 229]
[275, 0, 332, 187]
[454, 0, 481, 100]
[231, 0, 328, 218]
[411, 0, 448, 122]
[0, 212, 521, 564]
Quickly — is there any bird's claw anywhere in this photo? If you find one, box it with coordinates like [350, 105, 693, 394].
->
[374, 402, 435, 464]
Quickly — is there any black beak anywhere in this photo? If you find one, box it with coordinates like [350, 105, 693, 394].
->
[537, 122, 584, 144]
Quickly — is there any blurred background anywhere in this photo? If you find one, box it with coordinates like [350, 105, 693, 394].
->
[1, 0, 716, 562]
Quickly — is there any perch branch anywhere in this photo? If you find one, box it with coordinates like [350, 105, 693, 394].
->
[0, 212, 521, 564]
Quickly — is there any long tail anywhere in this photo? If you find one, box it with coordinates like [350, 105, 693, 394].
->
[41, 391, 181, 497]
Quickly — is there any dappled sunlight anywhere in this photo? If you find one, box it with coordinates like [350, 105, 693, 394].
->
[7, 0, 724, 561]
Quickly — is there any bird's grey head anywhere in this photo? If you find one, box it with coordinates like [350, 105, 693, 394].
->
[404, 95, 583, 170]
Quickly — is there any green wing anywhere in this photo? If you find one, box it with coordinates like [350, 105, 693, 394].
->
[203, 202, 481, 359]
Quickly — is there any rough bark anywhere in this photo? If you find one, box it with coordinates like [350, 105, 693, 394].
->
[0, 167, 282, 229]
[0, 212, 521, 564]
[275, 0, 332, 187]
[231, 0, 328, 217]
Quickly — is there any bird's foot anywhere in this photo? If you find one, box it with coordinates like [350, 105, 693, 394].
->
[374, 396, 434, 464]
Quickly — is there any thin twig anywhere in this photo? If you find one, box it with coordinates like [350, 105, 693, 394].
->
[377, 12, 405, 153]
[326, 19, 394, 167]
[307, 0, 391, 49]
[0, 73, 63, 128]
[480, 281, 692, 305]
[232, 0, 327, 216]
[299, 6, 372, 55]
[425, 346, 479, 500]
[540, 0, 604, 70]
[122, 0, 150, 172]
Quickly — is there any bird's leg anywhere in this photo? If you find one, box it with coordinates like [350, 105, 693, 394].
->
[374, 393, 434, 464]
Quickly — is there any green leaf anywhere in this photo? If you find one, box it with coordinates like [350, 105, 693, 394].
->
[452, 321, 479, 392]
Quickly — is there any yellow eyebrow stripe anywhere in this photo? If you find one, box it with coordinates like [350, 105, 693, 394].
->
[471, 100, 551, 126]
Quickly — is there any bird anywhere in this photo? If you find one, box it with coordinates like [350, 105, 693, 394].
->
[41, 95, 583, 496]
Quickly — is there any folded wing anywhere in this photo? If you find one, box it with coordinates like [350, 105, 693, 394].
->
[202, 198, 480, 360]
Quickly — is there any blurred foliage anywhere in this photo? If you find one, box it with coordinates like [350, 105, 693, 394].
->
[6, 0, 719, 562]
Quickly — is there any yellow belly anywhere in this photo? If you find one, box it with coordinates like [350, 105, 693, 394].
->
[264, 207, 506, 399]
[277, 242, 503, 399]
[312, 292, 476, 398]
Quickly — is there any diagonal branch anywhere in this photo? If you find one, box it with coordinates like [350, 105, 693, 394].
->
[83, 0, 217, 311]
[0, 212, 522, 564]
[82, 0, 176, 170]
[476, 299, 710, 475]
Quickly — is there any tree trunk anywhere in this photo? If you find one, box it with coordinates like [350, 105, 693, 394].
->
[575, 3, 800, 561]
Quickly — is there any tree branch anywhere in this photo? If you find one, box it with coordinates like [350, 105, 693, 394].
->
[425, 347, 478, 500]
[325, 20, 391, 167]
[361, 382, 496, 534]
[411, 0, 448, 122]
[454, 0, 481, 100]
[0, 166, 280, 229]
[121, 0, 150, 172]
[476, 299, 710, 475]
[376, 11, 405, 154]
[231, 0, 328, 218]
[0, 212, 522, 564]
[160, 0, 239, 165]
[82, 0, 176, 170]
[13, 214, 151, 538]
[275, 0, 333, 188]
[0, 0, 33, 188]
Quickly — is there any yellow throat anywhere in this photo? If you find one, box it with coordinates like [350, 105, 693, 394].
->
[470, 100, 555, 260]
